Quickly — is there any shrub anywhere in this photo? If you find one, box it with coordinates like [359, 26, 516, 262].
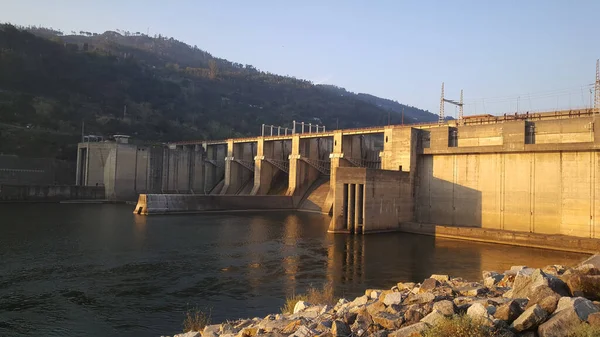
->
[281, 293, 308, 314]
[281, 283, 337, 314]
[183, 307, 211, 332]
[422, 315, 511, 337]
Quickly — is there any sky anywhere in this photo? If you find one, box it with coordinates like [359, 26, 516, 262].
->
[2, 0, 600, 116]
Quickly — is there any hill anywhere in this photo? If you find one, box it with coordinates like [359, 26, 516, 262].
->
[0, 24, 437, 160]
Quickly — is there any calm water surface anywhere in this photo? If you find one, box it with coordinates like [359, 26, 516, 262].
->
[0, 204, 588, 336]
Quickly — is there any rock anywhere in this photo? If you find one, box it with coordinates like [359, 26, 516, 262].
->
[430, 274, 450, 282]
[237, 327, 258, 337]
[457, 285, 487, 297]
[403, 292, 435, 305]
[383, 292, 403, 306]
[341, 311, 357, 325]
[512, 269, 569, 300]
[453, 296, 476, 306]
[370, 290, 383, 300]
[554, 296, 598, 318]
[433, 300, 456, 316]
[351, 307, 373, 333]
[293, 301, 310, 314]
[537, 299, 598, 337]
[351, 295, 369, 307]
[542, 265, 567, 276]
[588, 312, 600, 327]
[537, 296, 559, 314]
[467, 303, 494, 326]
[366, 301, 386, 317]
[421, 310, 446, 326]
[221, 323, 238, 335]
[204, 324, 221, 335]
[388, 322, 430, 337]
[484, 276, 504, 289]
[511, 266, 530, 272]
[397, 282, 416, 291]
[258, 318, 294, 332]
[282, 320, 306, 334]
[419, 278, 440, 293]
[372, 311, 403, 330]
[174, 332, 201, 337]
[315, 320, 332, 333]
[565, 274, 600, 300]
[404, 305, 425, 325]
[494, 300, 524, 322]
[331, 320, 350, 337]
[511, 305, 548, 332]
[290, 326, 316, 337]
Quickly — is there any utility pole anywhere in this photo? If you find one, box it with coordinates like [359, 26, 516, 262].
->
[388, 110, 390, 126]
[81, 120, 85, 142]
[439, 82, 445, 124]
[459, 90, 464, 123]
[402, 107, 404, 125]
[595, 59, 600, 113]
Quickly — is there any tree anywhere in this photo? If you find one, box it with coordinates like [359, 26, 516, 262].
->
[208, 59, 218, 79]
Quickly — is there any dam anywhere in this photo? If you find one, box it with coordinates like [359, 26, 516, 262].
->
[76, 108, 600, 251]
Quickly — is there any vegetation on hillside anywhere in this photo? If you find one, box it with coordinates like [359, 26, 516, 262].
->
[0, 24, 436, 160]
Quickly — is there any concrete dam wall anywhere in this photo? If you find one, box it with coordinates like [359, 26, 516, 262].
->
[80, 108, 600, 249]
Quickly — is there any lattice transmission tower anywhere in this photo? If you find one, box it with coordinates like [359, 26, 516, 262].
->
[439, 82, 464, 124]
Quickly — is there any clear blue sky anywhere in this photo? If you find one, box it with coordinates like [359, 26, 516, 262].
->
[2, 0, 600, 116]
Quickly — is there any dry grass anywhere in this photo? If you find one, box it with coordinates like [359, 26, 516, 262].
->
[422, 315, 511, 337]
[569, 323, 600, 337]
[281, 283, 337, 314]
[183, 307, 211, 333]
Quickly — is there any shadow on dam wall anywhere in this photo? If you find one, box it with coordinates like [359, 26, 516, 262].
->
[415, 156, 483, 228]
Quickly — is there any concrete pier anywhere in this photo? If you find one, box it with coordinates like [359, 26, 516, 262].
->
[133, 194, 301, 215]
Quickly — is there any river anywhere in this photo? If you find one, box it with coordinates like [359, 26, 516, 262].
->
[0, 203, 587, 336]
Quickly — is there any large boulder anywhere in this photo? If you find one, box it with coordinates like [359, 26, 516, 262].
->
[537, 295, 560, 314]
[421, 310, 446, 326]
[430, 274, 450, 283]
[538, 297, 599, 337]
[403, 305, 426, 325]
[457, 285, 487, 297]
[403, 292, 435, 305]
[510, 304, 548, 332]
[565, 274, 600, 300]
[290, 326, 317, 337]
[433, 300, 456, 317]
[366, 301, 386, 317]
[383, 293, 403, 306]
[293, 301, 310, 314]
[331, 320, 351, 337]
[388, 322, 430, 337]
[494, 300, 524, 322]
[510, 269, 568, 300]
[467, 303, 494, 326]
[419, 278, 440, 293]
[483, 271, 505, 288]
[351, 307, 373, 333]
[372, 311, 403, 330]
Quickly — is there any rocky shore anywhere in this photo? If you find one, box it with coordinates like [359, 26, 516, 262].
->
[168, 255, 600, 337]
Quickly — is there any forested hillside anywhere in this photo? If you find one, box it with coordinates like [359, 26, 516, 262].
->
[0, 24, 437, 160]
